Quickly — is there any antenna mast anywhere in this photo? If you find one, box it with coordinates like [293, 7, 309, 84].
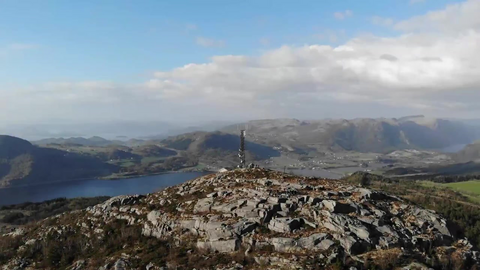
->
[238, 129, 246, 168]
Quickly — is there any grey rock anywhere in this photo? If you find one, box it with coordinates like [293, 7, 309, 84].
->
[233, 221, 257, 235]
[376, 225, 399, 238]
[207, 227, 235, 241]
[212, 202, 238, 212]
[318, 239, 335, 251]
[234, 205, 258, 218]
[348, 223, 370, 241]
[114, 259, 127, 270]
[309, 197, 323, 206]
[197, 238, 241, 253]
[357, 188, 392, 201]
[271, 237, 297, 252]
[106, 195, 144, 210]
[378, 236, 400, 248]
[297, 233, 332, 250]
[178, 219, 196, 231]
[333, 234, 369, 255]
[268, 218, 304, 233]
[322, 200, 356, 214]
[194, 198, 214, 213]
[359, 208, 371, 216]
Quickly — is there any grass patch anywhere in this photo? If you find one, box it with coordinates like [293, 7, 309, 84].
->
[418, 180, 480, 203]
[444, 180, 480, 194]
[141, 156, 165, 165]
[109, 159, 137, 168]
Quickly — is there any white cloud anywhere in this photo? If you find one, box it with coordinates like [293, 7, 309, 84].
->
[196, 37, 225, 48]
[2, 1, 480, 124]
[395, 0, 480, 32]
[334, 10, 353, 20]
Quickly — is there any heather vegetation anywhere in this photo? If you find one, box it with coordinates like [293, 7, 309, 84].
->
[346, 172, 480, 250]
[0, 197, 109, 225]
[0, 219, 254, 269]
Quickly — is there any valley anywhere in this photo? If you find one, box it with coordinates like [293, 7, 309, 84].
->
[3, 115, 479, 189]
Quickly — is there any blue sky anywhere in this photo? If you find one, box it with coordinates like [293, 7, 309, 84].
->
[0, 0, 457, 85]
[1, 0, 480, 134]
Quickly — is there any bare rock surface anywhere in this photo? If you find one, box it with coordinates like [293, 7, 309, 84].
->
[1, 168, 479, 269]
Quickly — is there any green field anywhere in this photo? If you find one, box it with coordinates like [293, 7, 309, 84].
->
[444, 180, 480, 194]
[419, 180, 480, 203]
[118, 160, 137, 167]
[141, 156, 165, 164]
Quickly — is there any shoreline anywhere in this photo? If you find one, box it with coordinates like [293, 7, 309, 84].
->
[0, 169, 215, 190]
[99, 167, 215, 180]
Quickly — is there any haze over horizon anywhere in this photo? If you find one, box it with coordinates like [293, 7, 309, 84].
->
[2, 0, 480, 130]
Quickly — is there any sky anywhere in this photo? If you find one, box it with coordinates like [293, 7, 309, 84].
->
[1, 0, 480, 130]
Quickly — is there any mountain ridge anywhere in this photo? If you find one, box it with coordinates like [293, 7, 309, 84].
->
[0, 135, 118, 188]
[221, 116, 480, 153]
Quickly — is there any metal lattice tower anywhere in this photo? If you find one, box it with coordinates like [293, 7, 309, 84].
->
[238, 130, 246, 168]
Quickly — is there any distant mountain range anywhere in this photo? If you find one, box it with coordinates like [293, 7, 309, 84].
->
[33, 136, 124, 147]
[25, 116, 480, 161]
[220, 116, 480, 153]
[2, 120, 234, 141]
[0, 135, 118, 188]
[32, 116, 479, 154]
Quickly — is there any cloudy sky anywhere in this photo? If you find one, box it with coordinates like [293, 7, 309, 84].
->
[1, 0, 480, 128]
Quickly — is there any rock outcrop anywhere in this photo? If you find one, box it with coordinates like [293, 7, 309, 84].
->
[1, 168, 479, 269]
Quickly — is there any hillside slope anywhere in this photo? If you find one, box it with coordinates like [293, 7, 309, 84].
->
[0, 135, 118, 188]
[1, 168, 478, 269]
[453, 141, 480, 162]
[222, 117, 479, 153]
[161, 131, 280, 166]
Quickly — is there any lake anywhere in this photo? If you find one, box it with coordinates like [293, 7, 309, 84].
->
[0, 172, 207, 206]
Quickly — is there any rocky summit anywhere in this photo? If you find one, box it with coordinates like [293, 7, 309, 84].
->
[1, 169, 479, 270]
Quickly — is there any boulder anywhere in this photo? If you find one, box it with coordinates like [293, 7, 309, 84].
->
[348, 223, 370, 242]
[194, 198, 214, 213]
[334, 234, 369, 255]
[322, 200, 357, 214]
[297, 233, 332, 250]
[233, 221, 257, 236]
[197, 238, 241, 253]
[268, 218, 305, 233]
[271, 238, 298, 252]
